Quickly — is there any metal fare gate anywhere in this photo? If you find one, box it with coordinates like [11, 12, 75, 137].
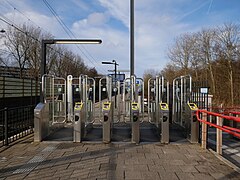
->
[172, 75, 209, 143]
[35, 73, 208, 144]
[42, 74, 67, 124]
[67, 75, 96, 124]
[35, 74, 169, 143]
[147, 76, 170, 143]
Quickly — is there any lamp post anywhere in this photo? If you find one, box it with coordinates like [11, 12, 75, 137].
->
[40, 39, 102, 103]
[130, 0, 134, 76]
[102, 60, 119, 108]
[0, 29, 5, 33]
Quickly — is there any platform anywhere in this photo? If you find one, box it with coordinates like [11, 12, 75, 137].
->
[0, 135, 240, 179]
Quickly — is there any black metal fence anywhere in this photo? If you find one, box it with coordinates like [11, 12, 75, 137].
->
[191, 81, 210, 110]
[0, 105, 34, 147]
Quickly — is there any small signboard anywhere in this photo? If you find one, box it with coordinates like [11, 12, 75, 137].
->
[200, 87, 208, 94]
[108, 73, 125, 82]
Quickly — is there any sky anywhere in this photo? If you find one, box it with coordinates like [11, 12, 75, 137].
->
[0, 0, 240, 77]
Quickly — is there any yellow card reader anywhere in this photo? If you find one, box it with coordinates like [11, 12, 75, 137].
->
[188, 103, 198, 110]
[131, 102, 139, 111]
[102, 102, 111, 111]
[74, 102, 83, 110]
[160, 103, 169, 110]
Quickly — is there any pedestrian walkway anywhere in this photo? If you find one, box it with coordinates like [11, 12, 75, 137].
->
[0, 134, 240, 180]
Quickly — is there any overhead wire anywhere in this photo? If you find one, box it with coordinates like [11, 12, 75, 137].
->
[42, 0, 107, 74]
[4, 0, 49, 35]
[0, 1, 106, 74]
[0, 15, 84, 71]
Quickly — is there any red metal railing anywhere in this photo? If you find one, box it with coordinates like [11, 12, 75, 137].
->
[196, 109, 240, 138]
[196, 109, 240, 154]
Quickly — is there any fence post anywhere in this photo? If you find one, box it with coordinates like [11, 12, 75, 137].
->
[216, 116, 222, 155]
[201, 112, 207, 149]
[4, 107, 8, 146]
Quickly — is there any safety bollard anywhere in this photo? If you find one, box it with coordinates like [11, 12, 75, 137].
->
[159, 103, 169, 144]
[102, 102, 113, 143]
[73, 102, 85, 142]
[131, 102, 140, 144]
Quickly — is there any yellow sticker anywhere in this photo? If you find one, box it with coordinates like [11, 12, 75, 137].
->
[160, 103, 169, 110]
[132, 103, 139, 110]
[103, 102, 111, 110]
[188, 103, 198, 110]
[74, 102, 83, 110]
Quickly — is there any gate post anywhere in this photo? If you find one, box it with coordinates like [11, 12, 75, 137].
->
[4, 107, 8, 146]
[201, 113, 207, 149]
[216, 116, 222, 155]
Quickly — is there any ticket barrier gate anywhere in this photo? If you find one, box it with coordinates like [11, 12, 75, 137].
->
[131, 102, 140, 144]
[158, 103, 169, 144]
[34, 103, 50, 142]
[185, 103, 199, 143]
[102, 102, 113, 143]
[73, 102, 85, 142]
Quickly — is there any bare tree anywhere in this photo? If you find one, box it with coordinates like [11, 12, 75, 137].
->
[196, 28, 218, 93]
[1, 23, 99, 84]
[25, 26, 51, 79]
[168, 33, 197, 75]
[3, 24, 32, 78]
[216, 23, 240, 105]
[161, 63, 181, 83]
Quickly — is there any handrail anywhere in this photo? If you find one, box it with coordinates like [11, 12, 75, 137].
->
[222, 125, 240, 133]
[224, 111, 240, 115]
[196, 110, 240, 138]
[197, 109, 240, 122]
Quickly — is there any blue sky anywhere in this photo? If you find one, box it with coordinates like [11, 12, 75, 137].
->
[1, 0, 240, 77]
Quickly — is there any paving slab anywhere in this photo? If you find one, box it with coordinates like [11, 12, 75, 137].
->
[0, 135, 240, 180]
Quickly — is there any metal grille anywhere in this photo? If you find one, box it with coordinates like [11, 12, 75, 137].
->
[191, 81, 209, 110]
[0, 105, 34, 147]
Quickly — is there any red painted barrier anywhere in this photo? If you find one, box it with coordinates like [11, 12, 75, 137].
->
[196, 109, 240, 138]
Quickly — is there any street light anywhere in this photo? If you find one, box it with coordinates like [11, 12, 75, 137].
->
[40, 38, 102, 103]
[102, 60, 119, 108]
[130, 0, 134, 76]
[102, 60, 119, 81]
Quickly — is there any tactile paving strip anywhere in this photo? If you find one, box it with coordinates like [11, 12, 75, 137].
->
[13, 145, 57, 174]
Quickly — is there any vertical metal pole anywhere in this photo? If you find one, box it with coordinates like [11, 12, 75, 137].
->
[93, 78, 96, 119]
[114, 61, 117, 108]
[40, 41, 47, 103]
[130, 0, 134, 76]
[99, 78, 102, 120]
[172, 79, 175, 123]
[201, 113, 207, 149]
[167, 81, 169, 105]
[67, 75, 73, 122]
[4, 108, 8, 146]
[52, 77, 55, 122]
[180, 77, 183, 126]
[216, 116, 223, 155]
[141, 78, 144, 119]
[147, 78, 151, 121]
[156, 76, 159, 124]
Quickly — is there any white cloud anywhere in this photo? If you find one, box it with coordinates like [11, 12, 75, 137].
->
[71, 0, 90, 11]
[71, 17, 129, 74]
[2, 11, 66, 37]
[92, 0, 194, 76]
[98, 0, 129, 28]
[87, 12, 109, 26]
[1, 0, 237, 76]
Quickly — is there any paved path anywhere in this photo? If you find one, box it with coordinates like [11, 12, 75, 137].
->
[208, 128, 240, 167]
[0, 135, 240, 180]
